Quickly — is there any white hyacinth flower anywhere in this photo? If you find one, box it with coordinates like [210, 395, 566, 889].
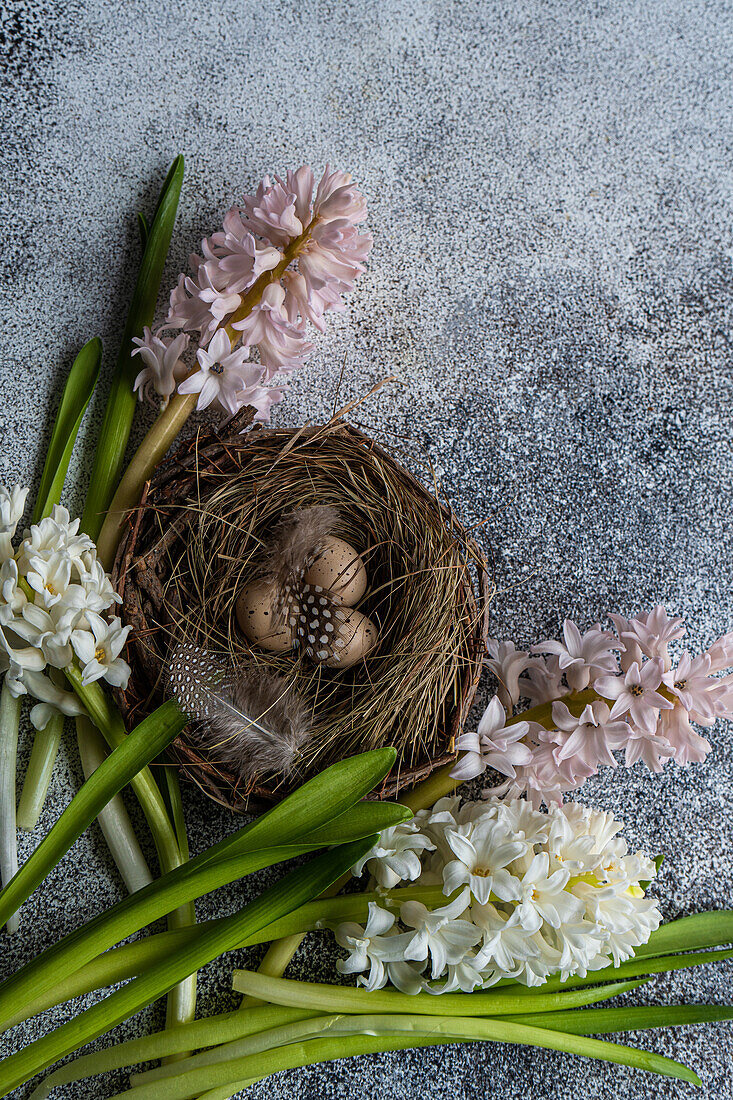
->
[334, 796, 662, 994]
[71, 613, 131, 688]
[399, 889, 481, 978]
[334, 903, 410, 991]
[351, 820, 436, 888]
[0, 483, 28, 560]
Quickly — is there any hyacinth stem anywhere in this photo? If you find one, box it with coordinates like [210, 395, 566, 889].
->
[162, 766, 197, 1060]
[4, 884, 443, 1028]
[28, 1006, 317, 1100]
[65, 668, 183, 878]
[95, 220, 317, 571]
[0, 682, 21, 934]
[95, 392, 197, 568]
[16, 714, 65, 831]
[75, 716, 153, 894]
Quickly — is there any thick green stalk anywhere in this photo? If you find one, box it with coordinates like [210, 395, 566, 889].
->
[65, 668, 183, 876]
[0, 846, 309, 1032]
[16, 713, 65, 831]
[162, 766, 197, 1058]
[75, 716, 153, 894]
[3, 884, 443, 1026]
[0, 839, 374, 1095]
[0, 681, 21, 933]
[232, 970, 648, 1018]
[81, 156, 184, 542]
[0, 696, 186, 932]
[119, 1012, 700, 1098]
[29, 1006, 319, 1100]
[95, 392, 197, 567]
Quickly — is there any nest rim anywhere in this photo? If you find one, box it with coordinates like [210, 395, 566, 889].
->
[113, 414, 491, 813]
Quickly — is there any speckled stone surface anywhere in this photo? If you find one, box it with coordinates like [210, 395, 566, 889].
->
[1, 0, 733, 1096]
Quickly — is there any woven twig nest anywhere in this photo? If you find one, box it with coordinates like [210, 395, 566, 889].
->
[113, 414, 491, 812]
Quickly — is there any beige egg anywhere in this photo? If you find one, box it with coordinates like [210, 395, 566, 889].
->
[304, 536, 367, 605]
[323, 608, 378, 669]
[236, 580, 294, 653]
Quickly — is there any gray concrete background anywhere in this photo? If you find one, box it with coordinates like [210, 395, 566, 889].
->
[1, 0, 733, 1096]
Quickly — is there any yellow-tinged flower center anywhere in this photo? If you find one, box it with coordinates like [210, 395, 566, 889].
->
[45, 582, 56, 595]
[473, 867, 492, 878]
[630, 684, 644, 697]
[94, 645, 106, 663]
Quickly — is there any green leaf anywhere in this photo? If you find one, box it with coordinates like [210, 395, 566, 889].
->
[137, 212, 149, 249]
[0, 838, 373, 1095]
[635, 910, 733, 958]
[82, 155, 184, 540]
[507, 1003, 733, 1035]
[0, 749, 396, 1031]
[0, 700, 186, 934]
[32, 337, 102, 524]
[302, 800, 411, 845]
[231, 970, 649, 1018]
[28, 1006, 317, 1099]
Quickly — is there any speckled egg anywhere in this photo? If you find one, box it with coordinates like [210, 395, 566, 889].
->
[235, 580, 294, 653]
[324, 607, 378, 669]
[303, 536, 367, 605]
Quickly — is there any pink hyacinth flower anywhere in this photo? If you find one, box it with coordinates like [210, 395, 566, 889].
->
[706, 631, 733, 672]
[620, 606, 686, 671]
[595, 658, 673, 734]
[240, 175, 304, 246]
[657, 707, 712, 766]
[485, 639, 536, 709]
[451, 696, 531, 782]
[663, 651, 717, 725]
[550, 700, 630, 773]
[531, 620, 618, 692]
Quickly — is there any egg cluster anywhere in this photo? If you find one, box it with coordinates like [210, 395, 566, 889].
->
[236, 533, 378, 669]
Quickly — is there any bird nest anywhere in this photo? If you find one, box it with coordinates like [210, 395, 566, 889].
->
[112, 413, 491, 812]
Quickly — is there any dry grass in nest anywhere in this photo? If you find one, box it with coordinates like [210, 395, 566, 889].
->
[114, 413, 491, 811]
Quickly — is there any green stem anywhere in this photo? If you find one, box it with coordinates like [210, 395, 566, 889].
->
[162, 766, 197, 1058]
[95, 392, 197, 568]
[0, 750, 398, 1032]
[0, 681, 21, 933]
[16, 714, 65, 831]
[3, 884, 443, 1027]
[75, 716, 153, 894]
[29, 1006, 319, 1100]
[65, 668, 182, 876]
[119, 1012, 699, 1098]
[232, 970, 648, 1018]
[0, 839, 373, 1095]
